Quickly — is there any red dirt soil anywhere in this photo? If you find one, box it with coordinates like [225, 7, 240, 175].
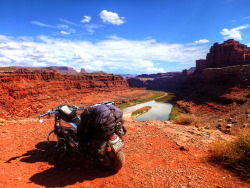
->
[1, 117, 249, 187]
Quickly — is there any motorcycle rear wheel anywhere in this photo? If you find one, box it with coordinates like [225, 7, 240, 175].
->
[106, 150, 125, 171]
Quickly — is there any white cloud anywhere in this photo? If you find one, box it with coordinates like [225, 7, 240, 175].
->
[0, 42, 20, 49]
[243, 16, 250, 20]
[59, 18, 77, 26]
[194, 39, 210, 44]
[74, 49, 93, 61]
[32, 20, 77, 35]
[31, 21, 56, 28]
[81, 16, 91, 23]
[99, 10, 125, 25]
[57, 24, 69, 29]
[220, 25, 250, 40]
[84, 24, 103, 34]
[0, 35, 208, 74]
[0, 57, 11, 63]
[0, 35, 10, 41]
[137, 59, 165, 73]
[60, 31, 70, 35]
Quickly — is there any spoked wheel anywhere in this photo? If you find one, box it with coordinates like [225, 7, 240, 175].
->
[104, 150, 125, 171]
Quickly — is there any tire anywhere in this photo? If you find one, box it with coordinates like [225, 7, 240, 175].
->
[107, 150, 125, 171]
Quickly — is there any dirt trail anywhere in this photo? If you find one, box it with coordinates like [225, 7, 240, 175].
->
[0, 117, 249, 188]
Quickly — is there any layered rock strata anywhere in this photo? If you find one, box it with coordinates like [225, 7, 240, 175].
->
[0, 68, 129, 119]
[196, 39, 250, 73]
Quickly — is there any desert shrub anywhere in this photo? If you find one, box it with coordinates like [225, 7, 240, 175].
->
[211, 130, 250, 179]
[174, 113, 202, 127]
[169, 107, 181, 121]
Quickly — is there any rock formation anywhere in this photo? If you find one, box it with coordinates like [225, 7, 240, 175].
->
[80, 68, 87, 73]
[127, 71, 188, 90]
[136, 72, 182, 78]
[195, 39, 250, 73]
[193, 40, 250, 83]
[47, 66, 78, 74]
[0, 67, 129, 119]
[202, 64, 250, 83]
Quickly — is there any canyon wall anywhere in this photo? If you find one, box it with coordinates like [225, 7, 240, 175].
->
[196, 39, 250, 73]
[202, 64, 250, 83]
[0, 68, 129, 119]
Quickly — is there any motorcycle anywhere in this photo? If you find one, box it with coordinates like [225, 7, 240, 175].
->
[39, 102, 126, 171]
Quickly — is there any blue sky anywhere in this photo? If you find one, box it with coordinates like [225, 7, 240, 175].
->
[1, 0, 250, 74]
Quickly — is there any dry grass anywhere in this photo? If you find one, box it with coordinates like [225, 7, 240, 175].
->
[174, 113, 202, 127]
[211, 130, 250, 179]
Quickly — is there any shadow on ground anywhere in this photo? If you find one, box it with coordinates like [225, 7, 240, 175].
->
[6, 142, 116, 187]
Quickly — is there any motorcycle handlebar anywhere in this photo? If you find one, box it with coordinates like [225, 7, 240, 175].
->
[39, 110, 56, 117]
[39, 105, 86, 117]
[71, 105, 86, 111]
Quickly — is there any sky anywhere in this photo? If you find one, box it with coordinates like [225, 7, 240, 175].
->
[1, 0, 250, 74]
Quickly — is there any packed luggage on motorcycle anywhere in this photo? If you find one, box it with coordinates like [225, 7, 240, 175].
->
[80, 101, 126, 138]
[39, 101, 126, 171]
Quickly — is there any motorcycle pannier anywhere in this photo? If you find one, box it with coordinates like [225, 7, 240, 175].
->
[87, 102, 123, 138]
[58, 105, 78, 122]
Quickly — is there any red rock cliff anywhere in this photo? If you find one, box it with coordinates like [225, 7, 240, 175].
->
[207, 39, 250, 67]
[196, 39, 250, 73]
[0, 68, 129, 119]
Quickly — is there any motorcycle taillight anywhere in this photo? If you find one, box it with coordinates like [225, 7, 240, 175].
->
[109, 134, 119, 145]
[109, 134, 117, 141]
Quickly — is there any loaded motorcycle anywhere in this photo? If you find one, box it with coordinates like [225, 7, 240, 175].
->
[39, 101, 126, 171]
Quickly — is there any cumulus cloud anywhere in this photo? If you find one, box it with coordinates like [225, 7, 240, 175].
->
[0, 42, 20, 49]
[0, 35, 208, 74]
[220, 25, 250, 40]
[81, 16, 91, 23]
[99, 10, 125, 25]
[194, 39, 210, 44]
[137, 59, 165, 73]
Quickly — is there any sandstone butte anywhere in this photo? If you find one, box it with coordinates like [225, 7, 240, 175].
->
[47, 66, 78, 74]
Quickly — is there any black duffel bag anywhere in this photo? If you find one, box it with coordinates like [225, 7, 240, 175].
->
[87, 101, 124, 138]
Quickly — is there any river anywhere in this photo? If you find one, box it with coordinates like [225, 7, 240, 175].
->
[122, 94, 174, 121]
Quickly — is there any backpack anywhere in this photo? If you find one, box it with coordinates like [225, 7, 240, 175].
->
[87, 101, 123, 138]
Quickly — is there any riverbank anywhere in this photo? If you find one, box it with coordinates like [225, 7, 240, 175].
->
[118, 90, 167, 109]
[123, 106, 152, 121]
[122, 92, 174, 122]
